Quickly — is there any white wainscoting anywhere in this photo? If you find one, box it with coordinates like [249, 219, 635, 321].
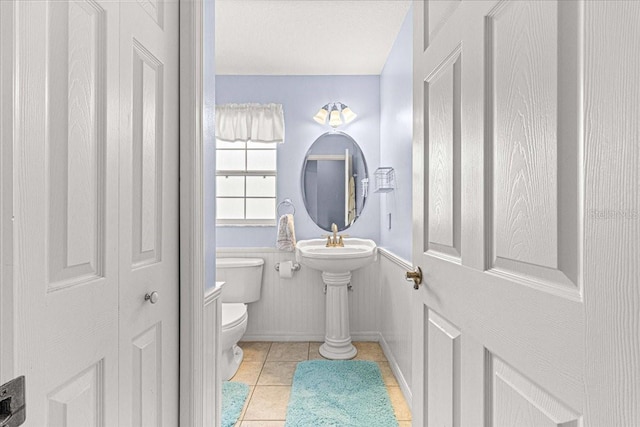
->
[378, 248, 414, 410]
[215, 247, 413, 408]
[204, 284, 222, 427]
[216, 248, 380, 342]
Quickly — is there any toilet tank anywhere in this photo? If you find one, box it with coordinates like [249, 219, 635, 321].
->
[216, 258, 264, 303]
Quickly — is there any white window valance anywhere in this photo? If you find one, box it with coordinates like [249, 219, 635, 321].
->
[215, 103, 285, 143]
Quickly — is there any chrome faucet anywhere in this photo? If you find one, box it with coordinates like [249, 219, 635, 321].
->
[325, 223, 345, 247]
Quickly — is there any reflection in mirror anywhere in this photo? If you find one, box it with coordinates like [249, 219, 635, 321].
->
[301, 131, 368, 232]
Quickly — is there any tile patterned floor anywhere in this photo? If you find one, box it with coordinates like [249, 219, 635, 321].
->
[229, 341, 412, 427]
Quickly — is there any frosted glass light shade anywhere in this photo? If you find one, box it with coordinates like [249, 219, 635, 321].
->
[329, 106, 342, 127]
[313, 105, 329, 124]
[341, 105, 357, 123]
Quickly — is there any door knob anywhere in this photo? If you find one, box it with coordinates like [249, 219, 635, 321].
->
[145, 291, 159, 304]
[406, 267, 423, 289]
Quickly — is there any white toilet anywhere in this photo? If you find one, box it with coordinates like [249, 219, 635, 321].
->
[216, 257, 264, 381]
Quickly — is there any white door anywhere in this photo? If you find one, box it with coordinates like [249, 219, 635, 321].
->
[5, 0, 180, 425]
[118, 1, 180, 426]
[411, 0, 639, 425]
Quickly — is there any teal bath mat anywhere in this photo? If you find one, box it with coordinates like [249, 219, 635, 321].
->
[222, 381, 249, 427]
[285, 360, 399, 427]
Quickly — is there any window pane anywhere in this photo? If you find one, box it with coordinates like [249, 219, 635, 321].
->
[216, 176, 244, 197]
[217, 198, 244, 219]
[246, 176, 276, 197]
[216, 150, 245, 171]
[247, 141, 277, 149]
[217, 140, 246, 149]
[247, 150, 276, 171]
[246, 198, 275, 220]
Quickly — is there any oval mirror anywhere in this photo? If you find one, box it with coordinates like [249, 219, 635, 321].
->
[301, 131, 368, 232]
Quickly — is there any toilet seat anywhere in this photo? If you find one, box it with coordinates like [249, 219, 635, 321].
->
[222, 303, 247, 331]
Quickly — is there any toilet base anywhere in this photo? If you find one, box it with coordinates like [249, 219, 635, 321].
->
[221, 344, 244, 381]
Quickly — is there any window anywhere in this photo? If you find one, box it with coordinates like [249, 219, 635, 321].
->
[216, 139, 277, 225]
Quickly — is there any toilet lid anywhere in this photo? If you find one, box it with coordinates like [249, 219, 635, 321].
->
[222, 303, 247, 330]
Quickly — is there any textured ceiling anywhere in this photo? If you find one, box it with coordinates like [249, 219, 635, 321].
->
[215, 0, 411, 75]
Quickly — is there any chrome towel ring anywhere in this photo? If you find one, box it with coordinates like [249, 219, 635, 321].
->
[277, 198, 296, 216]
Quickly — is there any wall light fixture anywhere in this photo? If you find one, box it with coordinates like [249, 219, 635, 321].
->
[313, 102, 357, 127]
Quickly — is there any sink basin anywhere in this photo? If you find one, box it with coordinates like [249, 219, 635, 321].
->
[296, 238, 377, 273]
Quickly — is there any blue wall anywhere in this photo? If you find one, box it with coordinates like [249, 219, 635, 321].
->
[215, 75, 381, 247]
[379, 8, 413, 261]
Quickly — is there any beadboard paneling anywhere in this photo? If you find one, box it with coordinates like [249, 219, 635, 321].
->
[378, 248, 413, 407]
[216, 247, 413, 407]
[216, 248, 379, 341]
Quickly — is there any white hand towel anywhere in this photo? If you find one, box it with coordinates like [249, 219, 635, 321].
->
[276, 214, 296, 251]
[287, 214, 296, 247]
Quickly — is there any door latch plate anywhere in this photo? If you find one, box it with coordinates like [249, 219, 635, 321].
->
[0, 376, 25, 427]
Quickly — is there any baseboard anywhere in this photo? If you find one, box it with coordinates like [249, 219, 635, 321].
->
[379, 332, 412, 411]
[241, 332, 381, 342]
[242, 334, 325, 342]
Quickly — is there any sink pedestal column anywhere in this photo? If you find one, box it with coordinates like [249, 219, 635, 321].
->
[319, 271, 357, 360]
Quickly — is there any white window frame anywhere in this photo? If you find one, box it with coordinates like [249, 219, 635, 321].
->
[216, 139, 277, 226]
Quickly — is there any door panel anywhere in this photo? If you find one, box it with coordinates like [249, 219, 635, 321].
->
[415, 0, 640, 424]
[486, 0, 581, 298]
[12, 1, 119, 424]
[119, 1, 179, 425]
[426, 47, 461, 261]
[424, 0, 460, 50]
[132, 325, 162, 427]
[47, 0, 107, 290]
[131, 39, 164, 268]
[413, 0, 588, 425]
[426, 310, 461, 427]
[137, 0, 164, 28]
[9, 1, 179, 425]
[48, 362, 104, 427]
[488, 357, 580, 427]
[490, 0, 559, 270]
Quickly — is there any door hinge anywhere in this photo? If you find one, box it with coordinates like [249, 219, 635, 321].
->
[0, 376, 25, 427]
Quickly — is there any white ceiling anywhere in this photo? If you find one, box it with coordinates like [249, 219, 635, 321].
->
[215, 0, 411, 75]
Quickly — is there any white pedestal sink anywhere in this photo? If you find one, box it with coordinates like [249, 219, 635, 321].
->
[296, 238, 377, 359]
